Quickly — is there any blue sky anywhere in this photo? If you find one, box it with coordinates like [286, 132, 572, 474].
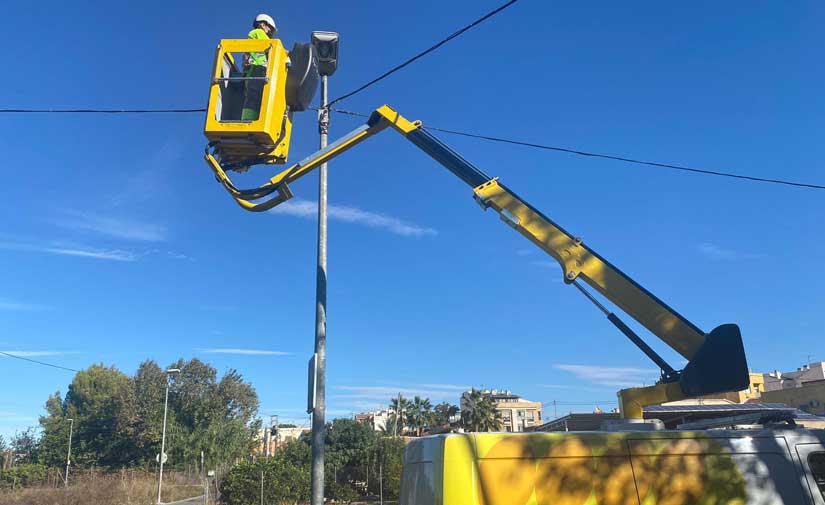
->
[1, 1, 824, 437]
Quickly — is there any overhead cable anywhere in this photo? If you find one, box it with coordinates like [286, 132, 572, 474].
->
[2, 105, 822, 190]
[0, 350, 78, 373]
[330, 108, 825, 191]
[326, 0, 520, 107]
[0, 108, 206, 114]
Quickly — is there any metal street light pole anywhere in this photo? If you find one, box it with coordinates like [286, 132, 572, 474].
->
[310, 73, 329, 505]
[64, 418, 73, 488]
[309, 31, 338, 505]
[157, 368, 180, 505]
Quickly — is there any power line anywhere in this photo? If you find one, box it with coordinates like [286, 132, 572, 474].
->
[0, 108, 205, 114]
[2, 105, 822, 191]
[326, 0, 520, 107]
[0, 350, 78, 373]
[330, 108, 825, 191]
[424, 126, 825, 191]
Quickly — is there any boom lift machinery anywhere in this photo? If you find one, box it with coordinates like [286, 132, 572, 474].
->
[203, 37, 750, 419]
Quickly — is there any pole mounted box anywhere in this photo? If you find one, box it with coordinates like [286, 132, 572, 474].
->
[307, 353, 318, 414]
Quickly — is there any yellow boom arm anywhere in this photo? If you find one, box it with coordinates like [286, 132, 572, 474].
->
[204, 105, 750, 418]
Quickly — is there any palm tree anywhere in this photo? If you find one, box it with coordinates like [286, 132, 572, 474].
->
[379, 416, 399, 436]
[389, 395, 410, 436]
[405, 396, 433, 436]
[461, 389, 502, 432]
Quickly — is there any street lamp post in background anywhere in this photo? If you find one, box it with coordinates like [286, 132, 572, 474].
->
[157, 368, 180, 505]
[309, 30, 339, 505]
[64, 418, 73, 488]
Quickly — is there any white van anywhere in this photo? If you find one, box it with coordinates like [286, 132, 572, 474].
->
[400, 429, 825, 504]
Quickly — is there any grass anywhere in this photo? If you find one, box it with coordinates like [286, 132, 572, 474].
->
[0, 470, 208, 505]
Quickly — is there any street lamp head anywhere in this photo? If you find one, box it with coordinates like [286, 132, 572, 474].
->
[165, 368, 181, 375]
[311, 31, 339, 76]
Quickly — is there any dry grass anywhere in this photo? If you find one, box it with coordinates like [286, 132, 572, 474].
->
[0, 470, 207, 505]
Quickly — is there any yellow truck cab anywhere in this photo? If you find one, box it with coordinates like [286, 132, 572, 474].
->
[400, 430, 825, 505]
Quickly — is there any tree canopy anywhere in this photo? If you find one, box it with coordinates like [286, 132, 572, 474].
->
[36, 358, 259, 471]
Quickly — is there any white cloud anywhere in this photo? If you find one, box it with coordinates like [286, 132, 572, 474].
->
[334, 384, 463, 402]
[0, 413, 36, 423]
[553, 364, 658, 388]
[196, 348, 291, 356]
[537, 383, 616, 393]
[413, 383, 471, 391]
[0, 241, 138, 262]
[0, 350, 74, 357]
[697, 242, 759, 261]
[54, 209, 167, 242]
[0, 300, 43, 311]
[271, 199, 436, 237]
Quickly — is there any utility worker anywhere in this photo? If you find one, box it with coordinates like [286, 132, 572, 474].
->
[241, 14, 278, 120]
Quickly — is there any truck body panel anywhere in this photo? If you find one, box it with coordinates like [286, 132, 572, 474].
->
[400, 430, 825, 505]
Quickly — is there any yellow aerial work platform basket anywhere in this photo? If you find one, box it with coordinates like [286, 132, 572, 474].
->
[204, 38, 318, 171]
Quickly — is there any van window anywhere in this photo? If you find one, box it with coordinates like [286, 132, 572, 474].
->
[810, 453, 825, 498]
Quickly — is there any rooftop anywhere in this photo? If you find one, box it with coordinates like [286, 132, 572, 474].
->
[529, 402, 825, 431]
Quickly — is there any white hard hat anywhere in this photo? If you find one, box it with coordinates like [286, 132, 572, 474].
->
[254, 14, 277, 33]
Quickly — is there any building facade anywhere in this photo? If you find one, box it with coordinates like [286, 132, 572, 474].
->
[354, 409, 392, 432]
[461, 389, 542, 432]
[256, 425, 309, 455]
[684, 363, 825, 416]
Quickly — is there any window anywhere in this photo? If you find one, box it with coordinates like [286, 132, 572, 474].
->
[810, 452, 825, 499]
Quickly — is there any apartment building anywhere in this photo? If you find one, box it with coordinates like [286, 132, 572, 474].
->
[461, 389, 542, 432]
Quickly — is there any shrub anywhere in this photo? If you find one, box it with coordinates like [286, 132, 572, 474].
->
[0, 464, 47, 489]
[220, 451, 309, 505]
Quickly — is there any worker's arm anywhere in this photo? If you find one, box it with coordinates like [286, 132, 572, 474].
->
[204, 105, 749, 417]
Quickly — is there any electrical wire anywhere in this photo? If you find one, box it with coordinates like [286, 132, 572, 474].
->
[425, 126, 825, 191]
[326, 0, 520, 107]
[2, 104, 822, 190]
[329, 107, 825, 191]
[0, 350, 78, 372]
[0, 108, 206, 113]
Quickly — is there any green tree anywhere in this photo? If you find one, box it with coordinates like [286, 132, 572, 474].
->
[63, 364, 137, 467]
[0, 434, 7, 468]
[220, 442, 310, 505]
[38, 392, 71, 468]
[405, 396, 433, 436]
[31, 358, 261, 474]
[10, 428, 40, 465]
[461, 388, 501, 432]
[367, 436, 405, 500]
[388, 395, 410, 435]
[167, 358, 260, 471]
[132, 359, 167, 465]
[433, 402, 459, 427]
[326, 418, 375, 492]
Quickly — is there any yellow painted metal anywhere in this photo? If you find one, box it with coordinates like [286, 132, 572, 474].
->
[202, 103, 728, 418]
[204, 39, 293, 167]
[618, 382, 686, 419]
[372, 104, 423, 134]
[472, 178, 706, 361]
[203, 116, 389, 212]
[429, 432, 749, 505]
